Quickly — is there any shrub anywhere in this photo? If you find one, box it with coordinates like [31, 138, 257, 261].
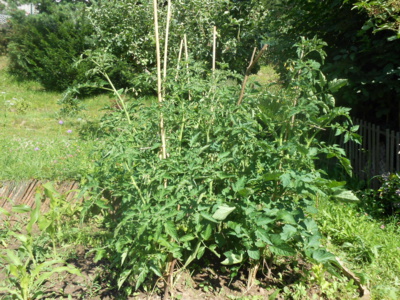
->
[7, 2, 93, 91]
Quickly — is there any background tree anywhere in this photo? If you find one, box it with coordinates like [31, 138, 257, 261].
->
[265, 0, 400, 130]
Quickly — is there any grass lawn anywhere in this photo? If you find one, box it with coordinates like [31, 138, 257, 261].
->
[0, 56, 110, 180]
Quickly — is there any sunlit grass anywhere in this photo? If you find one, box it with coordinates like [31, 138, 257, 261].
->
[317, 199, 400, 300]
[0, 56, 109, 180]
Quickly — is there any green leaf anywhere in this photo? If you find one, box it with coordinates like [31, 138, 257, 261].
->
[197, 246, 206, 260]
[262, 172, 283, 181]
[280, 224, 297, 241]
[180, 234, 195, 242]
[95, 198, 111, 209]
[212, 205, 236, 221]
[311, 249, 338, 265]
[328, 78, 348, 93]
[118, 269, 132, 289]
[200, 212, 218, 223]
[303, 219, 319, 234]
[201, 224, 212, 241]
[221, 251, 243, 265]
[135, 267, 149, 290]
[276, 210, 296, 224]
[255, 229, 271, 245]
[332, 189, 359, 202]
[164, 221, 179, 242]
[12, 205, 31, 213]
[247, 248, 260, 260]
[270, 244, 296, 257]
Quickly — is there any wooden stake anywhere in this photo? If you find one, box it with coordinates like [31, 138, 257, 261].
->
[175, 39, 184, 80]
[237, 44, 268, 106]
[163, 0, 172, 80]
[153, 0, 167, 159]
[183, 34, 191, 100]
[212, 26, 217, 73]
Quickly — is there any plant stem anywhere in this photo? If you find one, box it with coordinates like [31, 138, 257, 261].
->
[237, 44, 268, 105]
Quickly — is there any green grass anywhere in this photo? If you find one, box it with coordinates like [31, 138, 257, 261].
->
[0, 56, 109, 180]
[317, 199, 400, 300]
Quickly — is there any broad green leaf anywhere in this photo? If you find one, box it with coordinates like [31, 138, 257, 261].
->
[197, 246, 206, 260]
[280, 224, 297, 241]
[332, 189, 359, 202]
[270, 244, 296, 257]
[117, 269, 132, 289]
[180, 234, 195, 242]
[164, 221, 179, 241]
[311, 249, 338, 265]
[221, 251, 243, 265]
[328, 78, 348, 93]
[201, 224, 212, 241]
[150, 265, 162, 277]
[255, 229, 271, 245]
[212, 205, 236, 221]
[303, 218, 319, 234]
[247, 248, 260, 260]
[135, 267, 149, 290]
[276, 210, 296, 224]
[200, 212, 218, 223]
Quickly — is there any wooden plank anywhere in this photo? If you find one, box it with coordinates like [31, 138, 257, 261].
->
[386, 129, 390, 173]
[397, 132, 400, 172]
[390, 130, 395, 173]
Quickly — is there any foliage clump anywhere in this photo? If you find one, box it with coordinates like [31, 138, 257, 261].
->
[81, 39, 359, 296]
[6, 1, 93, 91]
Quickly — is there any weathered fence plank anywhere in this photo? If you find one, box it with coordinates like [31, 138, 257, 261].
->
[344, 118, 400, 188]
[0, 180, 80, 212]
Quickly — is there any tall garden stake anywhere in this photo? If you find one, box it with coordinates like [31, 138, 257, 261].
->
[212, 26, 217, 73]
[175, 39, 184, 80]
[183, 34, 191, 100]
[153, 0, 167, 160]
[163, 0, 172, 81]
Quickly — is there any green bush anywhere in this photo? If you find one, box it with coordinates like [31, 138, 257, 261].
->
[81, 38, 359, 295]
[7, 3, 93, 91]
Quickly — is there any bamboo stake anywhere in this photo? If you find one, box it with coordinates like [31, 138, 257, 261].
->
[237, 44, 268, 105]
[163, 0, 172, 80]
[212, 26, 217, 73]
[175, 39, 184, 80]
[153, 0, 167, 160]
[183, 34, 191, 100]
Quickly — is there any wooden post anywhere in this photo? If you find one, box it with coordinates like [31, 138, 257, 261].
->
[163, 0, 172, 80]
[153, 0, 167, 160]
[212, 26, 217, 73]
[175, 39, 184, 80]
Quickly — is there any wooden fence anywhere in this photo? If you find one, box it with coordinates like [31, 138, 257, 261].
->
[341, 118, 400, 188]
